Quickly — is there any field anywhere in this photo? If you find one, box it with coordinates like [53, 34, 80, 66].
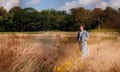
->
[0, 32, 120, 72]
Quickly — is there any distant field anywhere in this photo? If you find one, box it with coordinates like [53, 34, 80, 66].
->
[0, 32, 120, 72]
[90, 29, 120, 32]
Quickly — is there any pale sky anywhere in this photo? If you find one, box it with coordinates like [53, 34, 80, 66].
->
[0, 0, 120, 11]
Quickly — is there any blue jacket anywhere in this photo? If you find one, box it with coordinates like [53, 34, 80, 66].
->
[77, 30, 89, 42]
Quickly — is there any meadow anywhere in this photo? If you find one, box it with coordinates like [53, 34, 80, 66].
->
[0, 32, 120, 72]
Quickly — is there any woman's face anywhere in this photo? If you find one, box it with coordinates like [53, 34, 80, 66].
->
[80, 26, 84, 31]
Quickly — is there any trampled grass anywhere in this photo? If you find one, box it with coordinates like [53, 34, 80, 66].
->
[0, 32, 120, 72]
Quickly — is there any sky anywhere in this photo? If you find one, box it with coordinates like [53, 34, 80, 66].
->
[0, 0, 120, 11]
[0, 0, 19, 10]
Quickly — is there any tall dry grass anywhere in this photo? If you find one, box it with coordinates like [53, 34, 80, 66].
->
[0, 32, 120, 72]
[0, 34, 58, 72]
[54, 32, 120, 72]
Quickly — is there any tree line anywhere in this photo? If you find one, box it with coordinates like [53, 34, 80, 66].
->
[0, 6, 120, 32]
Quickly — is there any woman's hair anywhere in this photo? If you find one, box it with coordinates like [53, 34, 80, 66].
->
[80, 24, 85, 28]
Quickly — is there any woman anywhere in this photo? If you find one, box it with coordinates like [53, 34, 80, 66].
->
[77, 25, 89, 58]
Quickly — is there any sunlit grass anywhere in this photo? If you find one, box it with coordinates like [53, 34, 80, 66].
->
[0, 32, 119, 72]
[90, 29, 120, 32]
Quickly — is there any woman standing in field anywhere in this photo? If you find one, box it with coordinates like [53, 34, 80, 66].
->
[77, 25, 89, 58]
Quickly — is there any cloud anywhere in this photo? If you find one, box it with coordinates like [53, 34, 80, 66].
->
[109, 0, 120, 8]
[96, 0, 120, 9]
[79, 0, 101, 5]
[96, 1, 108, 9]
[0, 0, 19, 11]
[60, 0, 120, 11]
[60, 1, 80, 11]
[60, 0, 101, 11]
[26, 0, 40, 5]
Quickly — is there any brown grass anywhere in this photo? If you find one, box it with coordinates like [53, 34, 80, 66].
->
[0, 32, 119, 72]
[0, 34, 58, 72]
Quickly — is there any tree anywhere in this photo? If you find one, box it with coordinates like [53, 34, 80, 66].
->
[0, 6, 119, 32]
[59, 14, 74, 31]
[103, 7, 120, 28]
[9, 6, 22, 13]
[0, 7, 7, 31]
[39, 9, 66, 31]
[92, 8, 105, 29]
[71, 7, 93, 30]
